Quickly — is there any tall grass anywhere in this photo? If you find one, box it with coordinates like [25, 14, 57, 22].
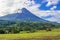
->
[0, 29, 60, 40]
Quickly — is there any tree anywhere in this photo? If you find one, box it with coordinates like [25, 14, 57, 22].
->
[46, 27, 52, 31]
[0, 29, 5, 34]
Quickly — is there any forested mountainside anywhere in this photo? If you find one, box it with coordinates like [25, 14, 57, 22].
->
[0, 20, 60, 34]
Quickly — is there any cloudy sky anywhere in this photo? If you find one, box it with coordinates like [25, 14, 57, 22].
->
[0, 0, 60, 23]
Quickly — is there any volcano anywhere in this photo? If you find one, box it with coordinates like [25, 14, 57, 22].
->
[0, 8, 48, 22]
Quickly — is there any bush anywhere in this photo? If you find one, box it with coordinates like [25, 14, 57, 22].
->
[46, 27, 52, 31]
[0, 30, 5, 34]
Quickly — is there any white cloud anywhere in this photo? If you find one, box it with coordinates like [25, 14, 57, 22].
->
[46, 0, 60, 6]
[27, 5, 53, 17]
[0, 0, 35, 16]
[46, 1, 52, 6]
[50, 6, 57, 10]
[45, 17, 57, 22]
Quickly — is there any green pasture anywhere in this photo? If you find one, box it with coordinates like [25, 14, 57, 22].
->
[0, 29, 60, 40]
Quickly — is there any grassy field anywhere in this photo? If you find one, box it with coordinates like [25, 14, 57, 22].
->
[0, 29, 60, 40]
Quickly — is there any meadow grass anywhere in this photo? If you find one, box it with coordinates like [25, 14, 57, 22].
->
[0, 29, 60, 40]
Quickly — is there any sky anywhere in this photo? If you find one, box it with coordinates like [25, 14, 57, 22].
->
[0, 0, 60, 23]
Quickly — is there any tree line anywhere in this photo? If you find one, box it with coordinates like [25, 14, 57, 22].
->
[0, 20, 60, 34]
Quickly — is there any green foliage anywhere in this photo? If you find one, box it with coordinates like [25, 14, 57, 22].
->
[0, 20, 59, 34]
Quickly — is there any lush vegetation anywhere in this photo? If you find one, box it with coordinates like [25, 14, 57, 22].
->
[0, 20, 60, 34]
[0, 20, 60, 40]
